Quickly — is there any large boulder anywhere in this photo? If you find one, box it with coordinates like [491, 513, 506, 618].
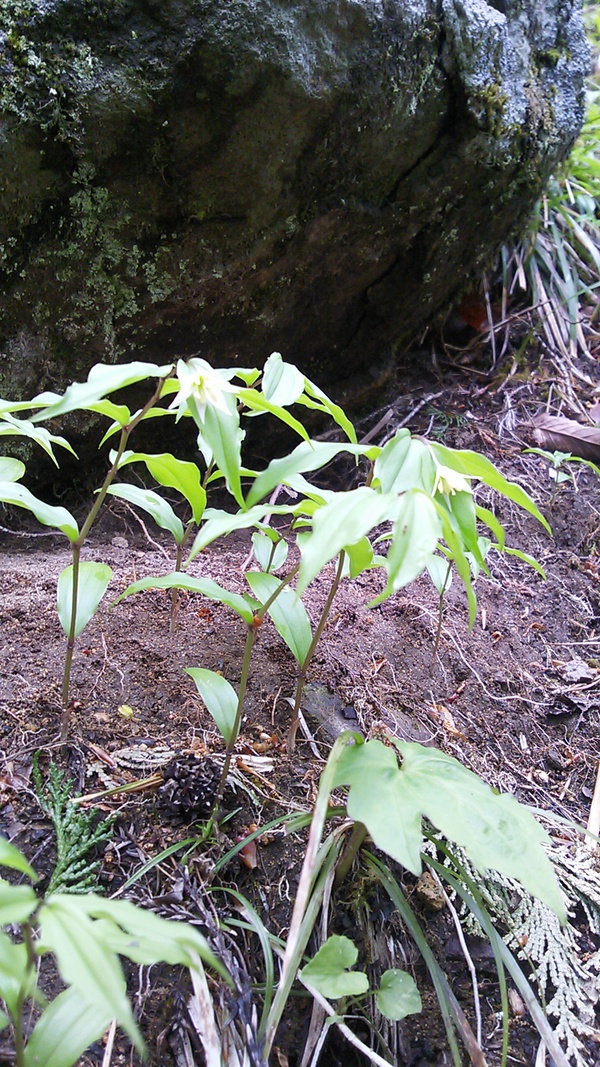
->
[0, 0, 588, 405]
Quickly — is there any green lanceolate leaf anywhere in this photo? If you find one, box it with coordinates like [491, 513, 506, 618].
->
[370, 490, 440, 606]
[0, 458, 25, 482]
[0, 413, 77, 465]
[201, 402, 245, 506]
[376, 969, 422, 1021]
[297, 487, 398, 595]
[298, 379, 357, 443]
[374, 431, 437, 494]
[185, 668, 238, 743]
[187, 505, 290, 563]
[252, 530, 289, 572]
[300, 935, 369, 998]
[106, 484, 185, 543]
[426, 555, 453, 595]
[37, 896, 142, 1049]
[428, 442, 552, 535]
[475, 504, 505, 549]
[114, 452, 207, 523]
[497, 545, 546, 577]
[0, 932, 35, 1021]
[86, 399, 132, 425]
[342, 536, 375, 579]
[0, 881, 38, 924]
[31, 361, 173, 422]
[261, 352, 305, 406]
[116, 573, 257, 625]
[332, 737, 566, 921]
[0, 838, 37, 879]
[23, 986, 114, 1067]
[237, 388, 310, 440]
[62, 895, 229, 978]
[57, 563, 113, 639]
[246, 440, 377, 508]
[246, 571, 312, 665]
[0, 484, 79, 542]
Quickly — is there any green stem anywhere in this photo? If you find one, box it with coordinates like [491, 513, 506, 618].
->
[206, 623, 257, 833]
[13, 923, 37, 1067]
[287, 550, 345, 751]
[431, 559, 452, 663]
[170, 542, 184, 633]
[255, 563, 300, 619]
[60, 378, 167, 736]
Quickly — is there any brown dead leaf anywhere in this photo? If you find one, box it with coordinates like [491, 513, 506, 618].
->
[532, 413, 600, 462]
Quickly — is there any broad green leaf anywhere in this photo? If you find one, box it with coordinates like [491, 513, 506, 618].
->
[23, 986, 115, 1067]
[201, 402, 245, 507]
[114, 452, 206, 523]
[185, 668, 238, 743]
[428, 442, 551, 535]
[0, 838, 37, 879]
[0, 1010, 8, 1034]
[261, 352, 305, 406]
[300, 935, 369, 998]
[376, 969, 422, 1021]
[106, 484, 185, 543]
[0, 413, 76, 465]
[38, 896, 141, 1048]
[116, 573, 257, 625]
[0, 458, 25, 482]
[60, 895, 228, 978]
[297, 488, 398, 595]
[374, 432, 436, 494]
[31, 361, 173, 422]
[0, 483, 79, 542]
[331, 738, 566, 921]
[237, 387, 310, 440]
[427, 555, 452, 595]
[0, 881, 38, 924]
[373, 490, 440, 602]
[246, 571, 312, 665]
[57, 563, 112, 639]
[246, 440, 376, 508]
[0, 932, 35, 1020]
[187, 505, 290, 563]
[252, 530, 289, 572]
[342, 536, 374, 579]
[298, 378, 357, 443]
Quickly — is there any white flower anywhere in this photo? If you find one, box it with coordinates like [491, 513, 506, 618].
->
[169, 358, 237, 422]
[433, 464, 471, 496]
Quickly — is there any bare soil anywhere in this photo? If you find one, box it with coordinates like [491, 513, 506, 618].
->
[1, 348, 600, 1066]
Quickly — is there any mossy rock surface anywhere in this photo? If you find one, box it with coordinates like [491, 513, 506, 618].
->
[0, 0, 588, 409]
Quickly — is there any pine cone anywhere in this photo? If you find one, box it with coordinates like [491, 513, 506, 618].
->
[157, 756, 222, 819]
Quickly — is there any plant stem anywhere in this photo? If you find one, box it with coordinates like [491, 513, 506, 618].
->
[287, 551, 345, 751]
[13, 923, 37, 1067]
[333, 820, 368, 889]
[206, 623, 257, 832]
[60, 378, 167, 736]
[255, 563, 300, 619]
